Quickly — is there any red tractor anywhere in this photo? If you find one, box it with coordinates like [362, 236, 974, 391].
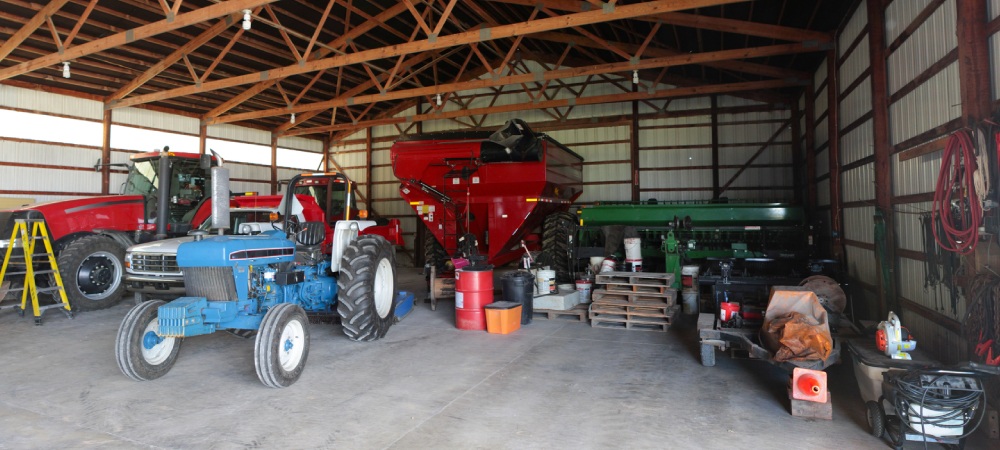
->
[392, 119, 583, 280]
[1, 150, 222, 311]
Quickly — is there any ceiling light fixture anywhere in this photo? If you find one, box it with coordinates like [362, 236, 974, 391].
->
[242, 10, 252, 30]
[62, 62, 70, 79]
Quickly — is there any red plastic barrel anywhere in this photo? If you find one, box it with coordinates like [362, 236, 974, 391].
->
[455, 267, 493, 330]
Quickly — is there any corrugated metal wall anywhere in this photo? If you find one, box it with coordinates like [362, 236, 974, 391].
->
[811, 0, 969, 362]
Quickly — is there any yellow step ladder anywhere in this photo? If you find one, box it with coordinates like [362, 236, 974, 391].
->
[0, 219, 73, 325]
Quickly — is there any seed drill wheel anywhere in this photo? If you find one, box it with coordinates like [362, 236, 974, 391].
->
[254, 303, 310, 388]
[337, 235, 398, 341]
[116, 300, 181, 381]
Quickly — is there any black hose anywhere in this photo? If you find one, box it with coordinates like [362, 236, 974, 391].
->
[889, 368, 986, 449]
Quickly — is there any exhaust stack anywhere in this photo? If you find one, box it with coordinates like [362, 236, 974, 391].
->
[211, 167, 231, 235]
[154, 149, 171, 240]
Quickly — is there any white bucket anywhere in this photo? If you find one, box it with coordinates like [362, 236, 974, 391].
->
[624, 237, 642, 260]
[682, 291, 698, 314]
[589, 256, 605, 274]
[536, 269, 556, 295]
[600, 258, 616, 273]
[626, 258, 642, 272]
[681, 265, 700, 291]
[576, 279, 593, 303]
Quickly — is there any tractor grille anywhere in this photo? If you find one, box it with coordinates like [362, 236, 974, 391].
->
[131, 253, 179, 273]
[183, 267, 238, 302]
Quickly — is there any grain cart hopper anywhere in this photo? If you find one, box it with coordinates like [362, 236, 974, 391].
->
[392, 119, 583, 279]
[115, 171, 410, 388]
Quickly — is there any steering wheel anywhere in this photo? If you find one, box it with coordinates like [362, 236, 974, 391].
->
[273, 214, 300, 234]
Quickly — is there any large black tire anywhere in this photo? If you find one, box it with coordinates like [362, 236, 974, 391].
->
[866, 401, 885, 438]
[337, 235, 397, 341]
[57, 234, 126, 312]
[541, 211, 576, 283]
[700, 343, 716, 367]
[116, 300, 181, 381]
[423, 230, 451, 273]
[254, 303, 310, 388]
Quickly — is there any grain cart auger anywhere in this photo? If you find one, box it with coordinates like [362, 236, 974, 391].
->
[115, 170, 412, 388]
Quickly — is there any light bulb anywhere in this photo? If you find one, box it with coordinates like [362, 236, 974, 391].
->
[632, 70, 638, 84]
[291, 113, 296, 124]
[62, 62, 70, 79]
[435, 93, 442, 106]
[242, 10, 252, 30]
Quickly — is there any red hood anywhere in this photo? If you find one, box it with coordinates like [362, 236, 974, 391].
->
[2, 195, 146, 242]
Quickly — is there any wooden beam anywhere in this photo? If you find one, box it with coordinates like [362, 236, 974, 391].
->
[109, 0, 753, 109]
[827, 49, 843, 261]
[804, 86, 817, 214]
[791, 98, 803, 205]
[0, 0, 71, 62]
[107, 13, 240, 101]
[270, 134, 278, 195]
[0, 0, 279, 81]
[208, 42, 818, 125]
[284, 79, 797, 137]
[530, 31, 810, 80]
[489, 0, 831, 42]
[366, 127, 373, 207]
[898, 136, 947, 162]
[631, 82, 640, 201]
[201, 2, 410, 119]
[100, 109, 111, 195]
[198, 122, 207, 155]
[956, 0, 992, 122]
[711, 94, 720, 198]
[868, 0, 897, 318]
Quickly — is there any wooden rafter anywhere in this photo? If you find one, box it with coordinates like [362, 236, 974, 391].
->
[108, 0, 751, 110]
[0, 0, 280, 81]
[210, 42, 817, 126]
[283, 78, 798, 137]
[0, 0, 71, 62]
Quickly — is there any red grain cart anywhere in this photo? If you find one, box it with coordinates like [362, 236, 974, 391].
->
[392, 120, 583, 271]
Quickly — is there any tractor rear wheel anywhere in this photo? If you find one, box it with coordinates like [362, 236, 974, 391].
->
[541, 211, 576, 283]
[58, 234, 126, 312]
[116, 300, 181, 381]
[337, 235, 397, 341]
[255, 303, 310, 388]
[423, 230, 451, 273]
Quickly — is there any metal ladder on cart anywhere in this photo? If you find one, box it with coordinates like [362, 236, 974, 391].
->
[0, 219, 73, 325]
[440, 162, 477, 258]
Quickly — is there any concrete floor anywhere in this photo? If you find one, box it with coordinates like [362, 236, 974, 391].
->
[0, 268, 989, 449]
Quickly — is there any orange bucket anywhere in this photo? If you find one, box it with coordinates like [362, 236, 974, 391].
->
[485, 301, 522, 335]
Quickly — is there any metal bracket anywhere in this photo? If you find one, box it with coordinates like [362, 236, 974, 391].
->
[479, 27, 491, 41]
[428, 33, 437, 43]
[260, 71, 269, 81]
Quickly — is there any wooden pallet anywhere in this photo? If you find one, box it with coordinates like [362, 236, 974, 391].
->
[589, 305, 680, 332]
[595, 271, 675, 287]
[532, 304, 588, 322]
[591, 288, 676, 305]
[591, 298, 673, 316]
[605, 283, 674, 294]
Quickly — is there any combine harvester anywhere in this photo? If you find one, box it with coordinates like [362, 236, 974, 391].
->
[392, 119, 584, 281]
[115, 170, 410, 388]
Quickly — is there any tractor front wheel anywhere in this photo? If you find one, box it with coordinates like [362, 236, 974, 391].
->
[541, 211, 576, 283]
[58, 234, 126, 311]
[254, 303, 310, 388]
[116, 300, 181, 381]
[338, 235, 397, 341]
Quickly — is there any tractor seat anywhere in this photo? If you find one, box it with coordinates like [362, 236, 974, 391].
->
[296, 221, 326, 248]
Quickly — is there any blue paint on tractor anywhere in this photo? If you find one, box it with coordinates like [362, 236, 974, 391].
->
[142, 330, 164, 350]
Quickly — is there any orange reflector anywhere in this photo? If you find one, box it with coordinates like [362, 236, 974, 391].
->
[359, 210, 369, 219]
[269, 212, 279, 221]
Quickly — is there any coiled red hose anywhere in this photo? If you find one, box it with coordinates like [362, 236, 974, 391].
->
[933, 131, 981, 255]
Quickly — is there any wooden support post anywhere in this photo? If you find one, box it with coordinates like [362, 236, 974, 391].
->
[100, 109, 111, 195]
[711, 94, 720, 199]
[868, 0, 897, 317]
[791, 100, 803, 205]
[956, 0, 992, 123]
[198, 123, 207, 155]
[270, 134, 278, 195]
[805, 86, 817, 216]
[322, 135, 330, 171]
[366, 127, 373, 208]
[827, 49, 844, 261]
[631, 83, 640, 201]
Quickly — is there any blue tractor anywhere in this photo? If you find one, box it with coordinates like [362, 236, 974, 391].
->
[115, 170, 412, 388]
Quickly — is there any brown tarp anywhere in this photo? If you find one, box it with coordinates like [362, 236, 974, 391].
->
[760, 288, 833, 362]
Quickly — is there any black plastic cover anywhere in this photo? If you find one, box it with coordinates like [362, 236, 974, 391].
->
[275, 271, 305, 285]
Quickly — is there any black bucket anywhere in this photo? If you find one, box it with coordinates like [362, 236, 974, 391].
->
[501, 270, 534, 324]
